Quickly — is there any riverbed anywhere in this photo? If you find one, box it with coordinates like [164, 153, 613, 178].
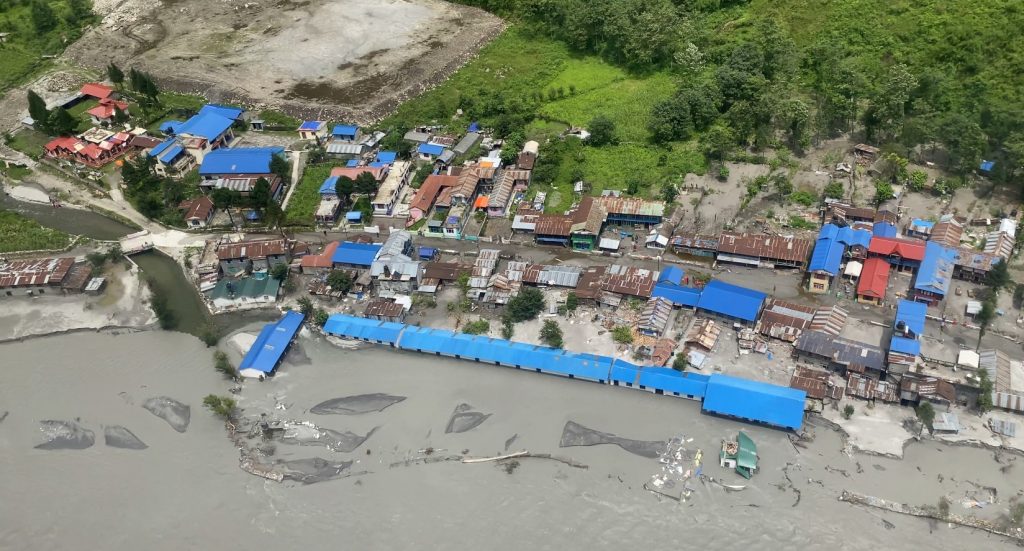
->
[1, 329, 1021, 550]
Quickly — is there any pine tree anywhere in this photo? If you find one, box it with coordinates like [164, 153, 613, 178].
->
[49, 107, 78, 136]
[31, 0, 57, 33]
[113, 105, 129, 125]
[27, 89, 51, 132]
[107, 63, 125, 89]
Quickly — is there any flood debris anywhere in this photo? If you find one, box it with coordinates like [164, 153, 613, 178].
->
[504, 433, 518, 451]
[840, 490, 1024, 542]
[35, 420, 95, 450]
[280, 421, 377, 453]
[103, 425, 148, 449]
[646, 434, 701, 502]
[309, 393, 406, 415]
[142, 396, 190, 433]
[559, 421, 665, 458]
[277, 457, 355, 484]
[445, 403, 491, 434]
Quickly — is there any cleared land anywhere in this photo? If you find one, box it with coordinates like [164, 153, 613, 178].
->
[65, 0, 504, 122]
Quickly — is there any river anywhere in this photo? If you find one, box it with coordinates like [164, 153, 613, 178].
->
[1, 329, 1020, 550]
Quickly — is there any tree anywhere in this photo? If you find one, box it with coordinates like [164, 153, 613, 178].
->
[842, 404, 854, 419]
[270, 262, 289, 281]
[611, 325, 633, 344]
[66, 0, 92, 24]
[702, 124, 735, 163]
[873, 181, 895, 207]
[879, 153, 909, 184]
[539, 319, 564, 348]
[772, 173, 793, 197]
[250, 178, 271, 212]
[565, 292, 578, 312]
[940, 113, 986, 181]
[112, 105, 129, 125]
[822, 181, 843, 200]
[334, 176, 355, 206]
[463, 319, 490, 335]
[505, 287, 545, 323]
[211, 188, 240, 227]
[672, 353, 688, 371]
[270, 153, 291, 181]
[354, 171, 378, 195]
[212, 350, 236, 380]
[915, 401, 935, 434]
[202, 394, 237, 420]
[326, 270, 352, 294]
[587, 115, 616, 146]
[977, 368, 994, 413]
[908, 170, 928, 192]
[107, 63, 125, 89]
[501, 317, 514, 339]
[297, 296, 314, 318]
[313, 308, 329, 327]
[31, 0, 57, 32]
[48, 107, 77, 136]
[985, 259, 1010, 292]
[975, 296, 996, 350]
[27, 90, 50, 132]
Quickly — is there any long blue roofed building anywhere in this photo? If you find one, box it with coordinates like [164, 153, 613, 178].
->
[238, 311, 304, 379]
[888, 299, 927, 374]
[696, 280, 766, 326]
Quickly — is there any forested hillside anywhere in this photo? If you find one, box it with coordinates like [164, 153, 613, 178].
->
[0, 0, 97, 91]
[443, 0, 1024, 187]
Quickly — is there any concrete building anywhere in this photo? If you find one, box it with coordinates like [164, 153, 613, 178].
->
[216, 238, 289, 275]
[372, 161, 412, 216]
[370, 231, 420, 297]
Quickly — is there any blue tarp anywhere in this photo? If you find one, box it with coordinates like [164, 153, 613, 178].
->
[468, 122, 480, 132]
[238, 311, 304, 374]
[652, 282, 701, 307]
[914, 241, 956, 296]
[323, 315, 405, 344]
[159, 120, 183, 134]
[375, 151, 397, 164]
[980, 160, 995, 172]
[417, 143, 445, 156]
[299, 120, 324, 131]
[702, 374, 806, 430]
[332, 124, 358, 138]
[319, 176, 339, 195]
[418, 247, 438, 260]
[911, 218, 935, 230]
[873, 222, 897, 238]
[245, 210, 260, 221]
[345, 159, 360, 167]
[657, 266, 684, 285]
[697, 280, 766, 322]
[808, 224, 845, 274]
[345, 211, 362, 222]
[199, 147, 284, 176]
[331, 242, 380, 266]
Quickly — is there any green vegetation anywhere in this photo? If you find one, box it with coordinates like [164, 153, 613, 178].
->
[787, 216, 816, 230]
[0, 209, 72, 252]
[6, 128, 51, 160]
[285, 164, 344, 224]
[611, 325, 634, 345]
[842, 404, 855, 420]
[146, 275, 178, 330]
[202, 394, 237, 420]
[313, 308, 329, 327]
[540, 73, 675, 142]
[977, 360, 994, 412]
[565, 292, 578, 312]
[672, 353, 688, 372]
[212, 350, 236, 380]
[915, 401, 935, 434]
[327, 270, 353, 294]
[0, 162, 32, 180]
[789, 190, 816, 207]
[505, 287, 545, 323]
[0, 0, 97, 91]
[539, 319, 563, 348]
[297, 296, 314, 318]
[258, 109, 301, 129]
[463, 319, 490, 335]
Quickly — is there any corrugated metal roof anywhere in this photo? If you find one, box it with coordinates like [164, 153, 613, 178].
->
[808, 224, 845, 274]
[717, 232, 814, 264]
[657, 266, 683, 285]
[331, 242, 381, 266]
[696, 280, 766, 322]
[857, 257, 890, 299]
[326, 143, 364, 155]
[651, 282, 700, 307]
[869, 236, 926, 260]
[323, 315, 405, 343]
[597, 196, 665, 217]
[703, 374, 806, 430]
[199, 147, 284, 176]
[238, 311, 304, 374]
[914, 241, 956, 296]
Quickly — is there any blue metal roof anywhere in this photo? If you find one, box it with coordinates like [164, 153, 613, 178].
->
[369, 161, 389, 168]
[638, 368, 710, 397]
[895, 299, 927, 335]
[657, 266, 683, 285]
[889, 336, 920, 356]
[331, 242, 380, 266]
[238, 311, 304, 374]
[839, 227, 872, 249]
[345, 159, 360, 167]
[159, 120, 183, 134]
[322, 315, 405, 344]
[198, 104, 244, 120]
[697, 280, 766, 322]
[702, 374, 806, 430]
[418, 247, 438, 260]
[174, 111, 235, 141]
[158, 144, 185, 164]
[299, 120, 324, 131]
[199, 147, 284, 176]
[808, 223, 845, 274]
[149, 138, 176, 158]
[873, 222, 897, 238]
[319, 175, 339, 195]
[914, 241, 956, 296]
[332, 124, 358, 137]
[979, 160, 995, 172]
[911, 218, 935, 229]
[652, 282, 701, 307]
[417, 143, 445, 156]
[375, 151, 397, 164]
[345, 211, 362, 222]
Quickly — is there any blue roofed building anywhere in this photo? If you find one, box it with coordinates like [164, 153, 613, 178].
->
[652, 282, 701, 308]
[237, 311, 304, 378]
[657, 265, 684, 286]
[375, 151, 397, 164]
[198, 104, 244, 121]
[873, 222, 897, 238]
[148, 137, 195, 177]
[807, 224, 846, 293]
[702, 374, 806, 430]
[912, 241, 956, 305]
[319, 175, 340, 196]
[889, 299, 926, 372]
[835, 225, 872, 256]
[696, 280, 766, 325]
[331, 124, 360, 142]
[159, 120, 184, 134]
[199, 147, 286, 198]
[323, 314, 405, 345]
[152, 104, 244, 176]
[417, 142, 447, 160]
[331, 241, 382, 269]
[298, 120, 328, 141]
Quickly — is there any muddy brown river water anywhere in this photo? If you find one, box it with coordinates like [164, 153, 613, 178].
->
[1, 328, 1022, 550]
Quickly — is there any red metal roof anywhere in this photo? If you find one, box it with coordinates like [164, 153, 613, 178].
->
[80, 82, 114, 99]
[300, 241, 340, 269]
[86, 99, 129, 120]
[857, 257, 890, 299]
[868, 236, 926, 261]
[45, 136, 79, 152]
[410, 175, 458, 212]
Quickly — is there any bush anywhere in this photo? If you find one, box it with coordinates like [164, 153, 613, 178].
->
[909, 170, 928, 191]
[506, 287, 545, 323]
[823, 181, 844, 199]
[916, 401, 935, 434]
[842, 405, 854, 419]
[202, 394, 237, 420]
[146, 277, 177, 330]
[212, 350, 236, 380]
[199, 322, 221, 347]
[611, 325, 633, 344]
[297, 296, 314, 318]
[463, 319, 490, 335]
[565, 292, 579, 312]
[539, 319, 563, 348]
[672, 354, 688, 371]
[789, 190, 817, 206]
[787, 216, 817, 230]
[717, 165, 730, 181]
[501, 318, 514, 339]
[314, 308, 329, 327]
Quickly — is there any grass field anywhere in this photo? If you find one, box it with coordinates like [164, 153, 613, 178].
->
[285, 163, 344, 224]
[0, 210, 72, 253]
[0, 1, 97, 92]
[6, 128, 52, 159]
[539, 72, 675, 143]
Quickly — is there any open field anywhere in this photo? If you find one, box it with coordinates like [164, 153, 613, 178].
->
[65, 0, 505, 123]
[0, 209, 72, 253]
[285, 163, 345, 225]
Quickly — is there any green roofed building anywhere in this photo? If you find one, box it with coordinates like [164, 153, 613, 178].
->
[208, 276, 281, 311]
[719, 431, 758, 479]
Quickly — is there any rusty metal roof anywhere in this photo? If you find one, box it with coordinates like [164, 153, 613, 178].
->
[363, 299, 405, 318]
[717, 232, 814, 264]
[597, 196, 665, 217]
[790, 366, 831, 400]
[846, 373, 898, 402]
[602, 264, 655, 297]
[0, 257, 75, 288]
[216, 239, 288, 261]
[535, 215, 573, 236]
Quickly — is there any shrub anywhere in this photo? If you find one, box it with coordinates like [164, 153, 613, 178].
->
[202, 394, 237, 419]
[506, 287, 545, 322]
[842, 405, 854, 419]
[540, 319, 563, 348]
[611, 325, 633, 344]
[463, 319, 490, 335]
[212, 351, 236, 380]
[789, 190, 817, 206]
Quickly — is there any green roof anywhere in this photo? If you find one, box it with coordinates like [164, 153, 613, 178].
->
[209, 276, 280, 300]
[737, 431, 757, 469]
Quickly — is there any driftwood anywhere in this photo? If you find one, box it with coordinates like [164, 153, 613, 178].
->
[462, 451, 529, 464]
[461, 450, 589, 469]
[840, 490, 1024, 542]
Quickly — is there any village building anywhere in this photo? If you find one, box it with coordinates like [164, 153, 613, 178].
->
[486, 169, 530, 217]
[872, 221, 898, 238]
[597, 195, 665, 228]
[981, 350, 1024, 414]
[533, 215, 573, 247]
[372, 161, 412, 216]
[684, 318, 722, 353]
[717, 232, 813, 270]
[899, 374, 957, 408]
[331, 241, 382, 271]
[297, 120, 328, 141]
[178, 196, 216, 228]
[154, 104, 243, 175]
[671, 233, 719, 258]
[408, 174, 458, 227]
[417, 142, 447, 162]
[928, 215, 964, 247]
[44, 131, 133, 168]
[331, 124, 360, 142]
[237, 311, 304, 378]
[602, 264, 656, 301]
[363, 298, 408, 323]
[911, 241, 956, 305]
[216, 238, 289, 276]
[638, 297, 673, 336]
[521, 264, 584, 288]
[452, 132, 481, 157]
[370, 231, 420, 297]
[80, 82, 117, 101]
[208, 276, 281, 310]
[867, 235, 926, 273]
[449, 164, 496, 207]
[794, 331, 888, 379]
[695, 280, 766, 326]
[888, 299, 925, 374]
[517, 140, 539, 170]
[984, 229, 1015, 260]
[845, 373, 899, 403]
[789, 366, 844, 411]
[0, 257, 93, 298]
[87, 98, 130, 127]
[905, 218, 934, 239]
[418, 261, 472, 294]
[951, 248, 1002, 283]
[827, 202, 898, 226]
[199, 147, 285, 198]
[299, 241, 340, 274]
[651, 266, 701, 309]
[756, 299, 846, 342]
[856, 257, 890, 305]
